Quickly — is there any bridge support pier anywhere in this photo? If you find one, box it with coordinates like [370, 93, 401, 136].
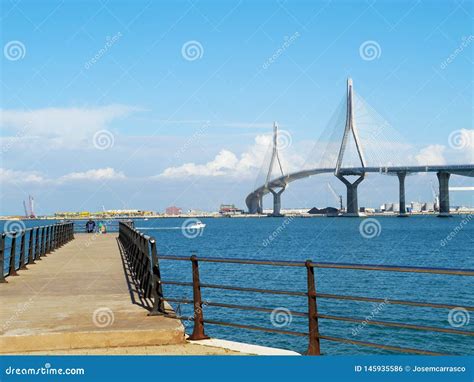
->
[269, 187, 285, 217]
[257, 194, 263, 214]
[248, 195, 260, 214]
[336, 175, 364, 216]
[397, 172, 408, 217]
[437, 172, 451, 217]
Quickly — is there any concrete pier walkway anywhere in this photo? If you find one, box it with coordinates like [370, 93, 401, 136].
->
[0, 233, 187, 354]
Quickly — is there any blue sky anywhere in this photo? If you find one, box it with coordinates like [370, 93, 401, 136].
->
[0, 0, 473, 215]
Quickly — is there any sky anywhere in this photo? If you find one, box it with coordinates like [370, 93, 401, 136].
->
[0, 0, 473, 215]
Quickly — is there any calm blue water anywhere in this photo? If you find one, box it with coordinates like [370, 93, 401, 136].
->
[135, 215, 473, 355]
[1, 216, 473, 355]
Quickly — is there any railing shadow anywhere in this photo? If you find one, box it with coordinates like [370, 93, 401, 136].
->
[115, 237, 151, 311]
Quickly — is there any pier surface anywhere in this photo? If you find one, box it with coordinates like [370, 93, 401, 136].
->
[0, 233, 187, 354]
[0, 233, 299, 356]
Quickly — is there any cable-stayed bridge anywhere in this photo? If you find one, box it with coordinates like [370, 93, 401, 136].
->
[246, 79, 474, 217]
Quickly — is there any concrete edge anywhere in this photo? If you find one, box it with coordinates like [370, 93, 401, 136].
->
[187, 337, 301, 356]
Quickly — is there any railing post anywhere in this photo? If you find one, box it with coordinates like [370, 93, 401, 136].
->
[34, 227, 41, 261]
[27, 229, 35, 265]
[40, 226, 46, 257]
[45, 226, 51, 254]
[8, 232, 19, 276]
[0, 233, 6, 283]
[148, 239, 166, 316]
[306, 260, 321, 355]
[188, 254, 209, 340]
[19, 231, 27, 269]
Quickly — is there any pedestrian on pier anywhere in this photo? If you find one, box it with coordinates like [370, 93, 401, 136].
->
[85, 219, 96, 233]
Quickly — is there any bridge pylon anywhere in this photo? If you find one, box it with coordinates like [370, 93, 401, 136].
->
[335, 78, 366, 216]
[265, 122, 287, 216]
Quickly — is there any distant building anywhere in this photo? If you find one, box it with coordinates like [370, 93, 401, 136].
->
[165, 206, 182, 215]
[219, 204, 243, 215]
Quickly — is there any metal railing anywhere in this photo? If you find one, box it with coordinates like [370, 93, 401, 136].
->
[118, 221, 164, 315]
[0, 222, 74, 282]
[117, 222, 474, 355]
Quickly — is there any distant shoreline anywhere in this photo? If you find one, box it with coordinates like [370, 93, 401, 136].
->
[1, 211, 473, 220]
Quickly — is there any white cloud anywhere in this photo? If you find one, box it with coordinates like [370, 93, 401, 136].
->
[0, 168, 46, 183]
[157, 134, 307, 180]
[415, 144, 446, 165]
[0, 105, 140, 148]
[0, 167, 126, 184]
[59, 167, 126, 182]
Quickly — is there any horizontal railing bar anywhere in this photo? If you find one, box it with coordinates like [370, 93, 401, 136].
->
[317, 314, 473, 336]
[202, 319, 308, 337]
[162, 280, 472, 310]
[161, 280, 307, 297]
[158, 255, 303, 267]
[166, 297, 471, 336]
[156, 255, 474, 276]
[310, 262, 474, 276]
[166, 298, 307, 318]
[161, 281, 193, 287]
[318, 335, 446, 355]
[166, 298, 192, 305]
[206, 301, 307, 317]
[316, 293, 474, 311]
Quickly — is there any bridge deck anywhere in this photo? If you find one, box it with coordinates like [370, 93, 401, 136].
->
[0, 233, 185, 354]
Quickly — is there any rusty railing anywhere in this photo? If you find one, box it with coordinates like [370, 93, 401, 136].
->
[117, 222, 474, 355]
[0, 221, 75, 282]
